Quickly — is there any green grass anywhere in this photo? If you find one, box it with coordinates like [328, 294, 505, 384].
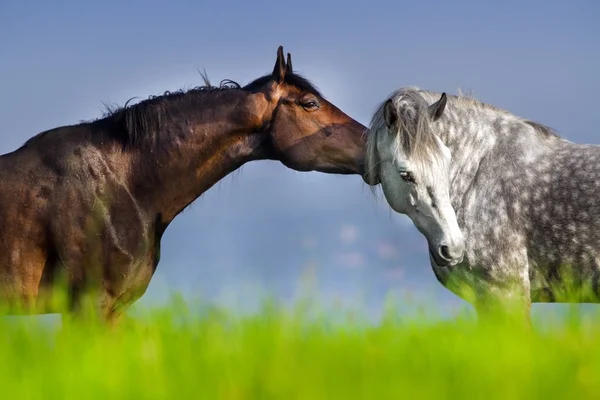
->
[2, 295, 600, 399]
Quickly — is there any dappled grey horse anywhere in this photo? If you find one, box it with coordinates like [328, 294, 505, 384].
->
[365, 86, 600, 320]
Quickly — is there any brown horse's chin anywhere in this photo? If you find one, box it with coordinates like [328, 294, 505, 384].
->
[315, 166, 357, 175]
[281, 156, 379, 182]
[277, 151, 359, 175]
[283, 161, 356, 175]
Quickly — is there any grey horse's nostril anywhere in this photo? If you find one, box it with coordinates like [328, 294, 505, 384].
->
[439, 245, 452, 261]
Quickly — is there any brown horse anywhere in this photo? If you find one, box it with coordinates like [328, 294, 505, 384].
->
[0, 46, 371, 323]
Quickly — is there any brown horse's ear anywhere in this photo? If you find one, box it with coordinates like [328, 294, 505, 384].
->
[286, 52, 293, 73]
[428, 92, 447, 121]
[383, 99, 398, 129]
[272, 46, 287, 84]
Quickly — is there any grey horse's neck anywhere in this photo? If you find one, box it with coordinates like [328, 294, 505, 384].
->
[422, 91, 564, 209]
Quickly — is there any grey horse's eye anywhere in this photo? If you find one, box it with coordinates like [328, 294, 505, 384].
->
[400, 171, 416, 184]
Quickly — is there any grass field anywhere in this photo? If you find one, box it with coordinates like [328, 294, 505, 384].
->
[2, 293, 600, 399]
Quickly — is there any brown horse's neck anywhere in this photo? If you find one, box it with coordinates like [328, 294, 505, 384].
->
[124, 89, 267, 226]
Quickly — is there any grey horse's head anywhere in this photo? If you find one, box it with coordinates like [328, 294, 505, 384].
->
[366, 89, 465, 267]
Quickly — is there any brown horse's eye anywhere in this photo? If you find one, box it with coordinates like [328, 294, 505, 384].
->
[301, 100, 320, 110]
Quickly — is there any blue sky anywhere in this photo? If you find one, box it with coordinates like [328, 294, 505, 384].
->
[1, 0, 599, 319]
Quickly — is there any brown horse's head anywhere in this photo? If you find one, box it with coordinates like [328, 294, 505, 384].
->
[243, 46, 372, 182]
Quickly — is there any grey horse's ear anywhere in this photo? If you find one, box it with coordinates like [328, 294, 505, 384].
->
[383, 99, 398, 129]
[428, 92, 447, 121]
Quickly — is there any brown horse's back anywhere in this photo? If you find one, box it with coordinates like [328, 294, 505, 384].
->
[0, 148, 55, 312]
[0, 127, 157, 315]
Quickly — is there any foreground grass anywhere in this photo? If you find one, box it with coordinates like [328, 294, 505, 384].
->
[2, 297, 600, 399]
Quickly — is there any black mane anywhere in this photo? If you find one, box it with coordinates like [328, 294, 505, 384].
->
[243, 73, 323, 98]
[22, 72, 322, 151]
[99, 77, 243, 150]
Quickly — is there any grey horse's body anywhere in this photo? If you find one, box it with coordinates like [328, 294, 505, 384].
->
[366, 87, 600, 318]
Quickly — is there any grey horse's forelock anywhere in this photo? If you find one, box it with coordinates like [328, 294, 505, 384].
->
[365, 88, 447, 185]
